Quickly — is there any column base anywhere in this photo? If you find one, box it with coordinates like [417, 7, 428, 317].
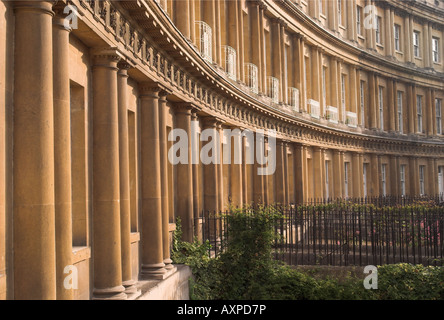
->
[92, 285, 127, 300]
[140, 263, 168, 280]
[164, 258, 175, 270]
[122, 280, 141, 300]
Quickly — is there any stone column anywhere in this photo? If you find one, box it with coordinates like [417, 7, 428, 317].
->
[384, 6, 393, 56]
[390, 156, 399, 196]
[139, 84, 166, 280]
[52, 6, 73, 300]
[387, 79, 395, 133]
[250, 2, 263, 92]
[409, 157, 418, 196]
[174, 104, 195, 243]
[426, 89, 434, 136]
[229, 128, 243, 207]
[333, 150, 343, 199]
[330, 57, 339, 109]
[202, 117, 220, 213]
[283, 142, 290, 205]
[253, 132, 265, 205]
[217, 123, 225, 211]
[428, 158, 436, 196]
[275, 140, 286, 204]
[91, 48, 126, 299]
[404, 14, 411, 62]
[407, 84, 415, 134]
[175, 0, 190, 40]
[117, 61, 138, 295]
[370, 154, 380, 197]
[369, 72, 377, 130]
[158, 90, 174, 269]
[313, 147, 324, 200]
[293, 144, 305, 204]
[191, 112, 201, 235]
[13, 0, 56, 300]
[352, 153, 362, 198]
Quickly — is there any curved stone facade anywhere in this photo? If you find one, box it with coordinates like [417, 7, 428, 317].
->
[0, 0, 443, 299]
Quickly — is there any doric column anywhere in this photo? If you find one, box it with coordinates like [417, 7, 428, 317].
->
[158, 90, 174, 269]
[390, 156, 399, 196]
[384, 6, 393, 56]
[139, 84, 166, 280]
[202, 117, 220, 212]
[91, 48, 125, 299]
[370, 154, 380, 196]
[404, 13, 412, 62]
[352, 153, 362, 198]
[283, 142, 290, 205]
[407, 84, 415, 134]
[13, 0, 56, 300]
[426, 89, 434, 136]
[347, 0, 356, 42]
[191, 112, 201, 236]
[173, 103, 195, 242]
[313, 147, 324, 200]
[330, 57, 339, 109]
[409, 157, 419, 196]
[333, 150, 343, 199]
[217, 122, 225, 210]
[293, 144, 306, 204]
[242, 130, 251, 205]
[369, 72, 377, 130]
[229, 127, 243, 207]
[250, 1, 263, 92]
[275, 140, 286, 204]
[175, 0, 190, 40]
[387, 79, 395, 132]
[253, 131, 265, 204]
[117, 61, 138, 295]
[53, 5, 73, 300]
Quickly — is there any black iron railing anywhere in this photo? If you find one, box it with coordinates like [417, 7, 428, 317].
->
[196, 196, 444, 266]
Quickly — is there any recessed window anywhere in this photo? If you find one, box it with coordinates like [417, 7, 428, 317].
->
[357, 6, 363, 36]
[397, 91, 403, 133]
[419, 165, 425, 196]
[400, 165, 406, 196]
[413, 31, 420, 57]
[394, 24, 401, 51]
[378, 86, 384, 130]
[432, 37, 440, 63]
[436, 98, 442, 135]
[375, 16, 382, 45]
[381, 164, 387, 196]
[417, 95, 423, 133]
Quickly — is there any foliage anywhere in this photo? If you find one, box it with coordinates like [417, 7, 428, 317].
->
[171, 208, 444, 300]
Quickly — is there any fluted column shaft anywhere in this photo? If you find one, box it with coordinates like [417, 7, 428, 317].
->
[13, 0, 56, 300]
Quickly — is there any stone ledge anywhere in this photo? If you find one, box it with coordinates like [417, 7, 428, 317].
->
[136, 265, 192, 300]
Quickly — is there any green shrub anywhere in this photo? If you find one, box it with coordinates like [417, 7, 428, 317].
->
[171, 209, 444, 300]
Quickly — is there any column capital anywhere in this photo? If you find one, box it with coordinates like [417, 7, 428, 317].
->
[13, 1, 56, 15]
[201, 116, 224, 129]
[172, 102, 201, 114]
[53, 3, 72, 32]
[139, 82, 170, 98]
[91, 47, 122, 69]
